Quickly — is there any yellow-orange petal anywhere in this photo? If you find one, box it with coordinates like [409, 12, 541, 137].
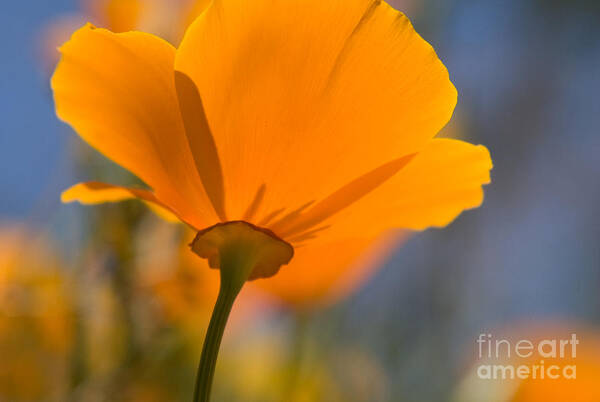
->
[251, 232, 403, 307]
[175, 0, 457, 223]
[174, 71, 227, 221]
[306, 139, 492, 241]
[61, 181, 181, 223]
[51, 24, 217, 229]
[273, 153, 416, 237]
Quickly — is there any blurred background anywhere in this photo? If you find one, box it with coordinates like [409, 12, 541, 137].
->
[1, 0, 599, 401]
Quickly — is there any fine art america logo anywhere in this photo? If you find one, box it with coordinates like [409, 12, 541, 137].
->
[476, 333, 578, 380]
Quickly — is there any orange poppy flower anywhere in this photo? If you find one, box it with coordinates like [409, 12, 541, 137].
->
[0, 226, 74, 401]
[53, 0, 491, 283]
[53, 1, 491, 399]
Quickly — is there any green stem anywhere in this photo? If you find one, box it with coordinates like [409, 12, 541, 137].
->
[193, 243, 257, 402]
[192, 280, 238, 402]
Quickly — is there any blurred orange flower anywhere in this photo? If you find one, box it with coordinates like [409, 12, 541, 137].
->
[79, 0, 210, 39]
[0, 226, 74, 401]
[53, 0, 491, 286]
[455, 321, 600, 402]
[510, 326, 600, 402]
[39, 0, 209, 71]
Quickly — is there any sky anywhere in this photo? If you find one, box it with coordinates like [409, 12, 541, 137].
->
[1, 0, 78, 218]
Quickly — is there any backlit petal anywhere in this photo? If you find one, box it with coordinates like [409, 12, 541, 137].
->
[61, 181, 182, 223]
[174, 71, 227, 221]
[273, 153, 415, 237]
[314, 139, 492, 240]
[52, 24, 217, 228]
[175, 0, 457, 226]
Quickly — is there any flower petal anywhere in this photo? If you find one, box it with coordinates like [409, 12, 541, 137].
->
[312, 139, 493, 240]
[273, 153, 416, 237]
[175, 0, 457, 223]
[51, 24, 217, 229]
[174, 71, 227, 221]
[61, 181, 181, 223]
